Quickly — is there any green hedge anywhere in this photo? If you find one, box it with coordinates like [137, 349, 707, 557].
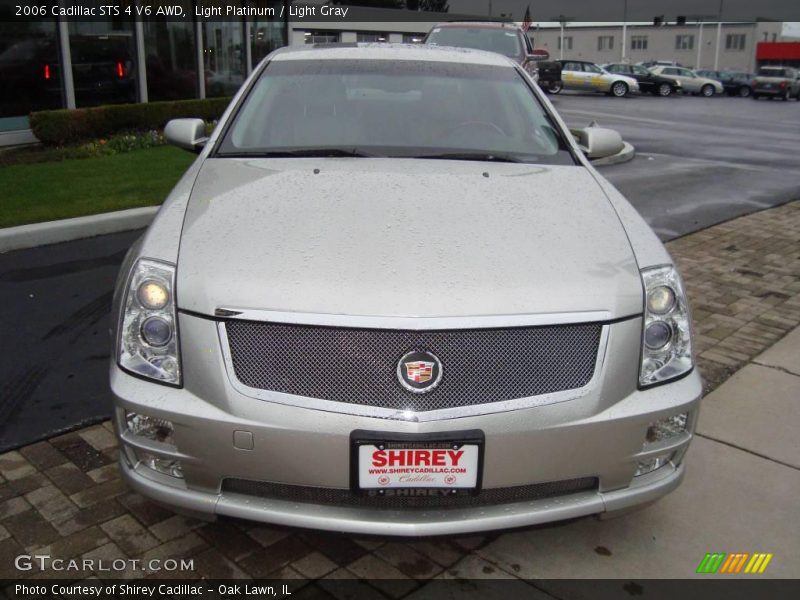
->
[30, 97, 231, 146]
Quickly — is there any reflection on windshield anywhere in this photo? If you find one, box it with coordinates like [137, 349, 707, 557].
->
[425, 27, 522, 58]
[218, 59, 574, 165]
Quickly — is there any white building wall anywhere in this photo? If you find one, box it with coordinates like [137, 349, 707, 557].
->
[531, 22, 784, 71]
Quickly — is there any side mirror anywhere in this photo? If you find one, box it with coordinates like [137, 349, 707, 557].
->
[570, 125, 625, 161]
[164, 118, 208, 153]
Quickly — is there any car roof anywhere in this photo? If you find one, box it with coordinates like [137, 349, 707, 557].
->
[271, 43, 515, 67]
[432, 21, 520, 31]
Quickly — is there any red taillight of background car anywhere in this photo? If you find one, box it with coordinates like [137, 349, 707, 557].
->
[779, 80, 787, 88]
[44, 64, 51, 80]
[116, 61, 125, 78]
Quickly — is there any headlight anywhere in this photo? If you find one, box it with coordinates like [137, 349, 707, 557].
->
[639, 265, 693, 387]
[117, 258, 181, 386]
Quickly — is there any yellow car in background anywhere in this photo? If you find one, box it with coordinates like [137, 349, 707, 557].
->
[549, 60, 639, 97]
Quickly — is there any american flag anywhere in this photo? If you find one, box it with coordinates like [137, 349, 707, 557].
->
[521, 6, 532, 33]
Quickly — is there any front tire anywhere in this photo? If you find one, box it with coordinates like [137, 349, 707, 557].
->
[658, 83, 672, 97]
[548, 81, 563, 94]
[738, 86, 751, 98]
[611, 81, 628, 97]
[701, 84, 715, 97]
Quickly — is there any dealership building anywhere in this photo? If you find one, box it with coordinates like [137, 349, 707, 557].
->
[1, 4, 799, 147]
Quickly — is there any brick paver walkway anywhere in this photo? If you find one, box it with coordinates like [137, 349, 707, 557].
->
[1, 201, 799, 589]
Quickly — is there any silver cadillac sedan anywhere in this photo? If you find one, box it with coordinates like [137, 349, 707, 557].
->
[111, 44, 701, 535]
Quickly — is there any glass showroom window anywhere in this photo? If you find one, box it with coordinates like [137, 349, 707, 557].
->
[203, 19, 246, 97]
[142, 19, 198, 101]
[68, 21, 137, 107]
[0, 19, 63, 130]
[357, 32, 390, 43]
[304, 31, 340, 44]
[251, 1, 287, 66]
[403, 33, 424, 44]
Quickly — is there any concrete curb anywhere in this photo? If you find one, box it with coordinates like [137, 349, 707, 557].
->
[592, 142, 636, 167]
[0, 206, 158, 253]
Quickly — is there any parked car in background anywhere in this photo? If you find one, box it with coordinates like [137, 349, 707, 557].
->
[695, 70, 755, 97]
[551, 60, 639, 97]
[649, 66, 723, 97]
[752, 66, 800, 101]
[424, 21, 562, 90]
[604, 63, 680, 96]
[112, 44, 701, 535]
[639, 60, 686, 69]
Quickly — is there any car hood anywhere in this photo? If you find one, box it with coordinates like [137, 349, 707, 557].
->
[176, 158, 643, 319]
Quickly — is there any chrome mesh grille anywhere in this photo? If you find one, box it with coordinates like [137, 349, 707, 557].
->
[224, 321, 602, 413]
[222, 478, 598, 510]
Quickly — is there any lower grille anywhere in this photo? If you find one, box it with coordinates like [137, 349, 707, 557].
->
[224, 320, 602, 413]
[222, 477, 598, 510]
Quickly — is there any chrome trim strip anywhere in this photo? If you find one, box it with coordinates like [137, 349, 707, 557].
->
[214, 308, 614, 329]
[216, 321, 611, 422]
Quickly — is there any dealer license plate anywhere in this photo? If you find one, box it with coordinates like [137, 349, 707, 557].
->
[351, 430, 484, 492]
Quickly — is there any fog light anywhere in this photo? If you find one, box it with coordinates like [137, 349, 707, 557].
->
[126, 412, 175, 446]
[136, 451, 184, 478]
[634, 452, 673, 477]
[645, 412, 688, 446]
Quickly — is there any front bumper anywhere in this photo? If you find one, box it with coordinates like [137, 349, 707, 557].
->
[119, 452, 686, 536]
[112, 313, 702, 536]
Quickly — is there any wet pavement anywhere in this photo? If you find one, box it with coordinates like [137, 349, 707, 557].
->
[0, 231, 140, 451]
[555, 92, 800, 239]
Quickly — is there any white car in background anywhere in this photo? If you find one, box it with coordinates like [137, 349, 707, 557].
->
[650, 66, 724, 97]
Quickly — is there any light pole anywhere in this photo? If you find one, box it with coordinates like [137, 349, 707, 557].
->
[551, 15, 574, 59]
[689, 14, 715, 69]
[714, 0, 724, 69]
[697, 21, 703, 68]
[621, 0, 628, 62]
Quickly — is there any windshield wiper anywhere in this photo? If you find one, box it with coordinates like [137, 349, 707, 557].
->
[411, 152, 526, 163]
[218, 148, 380, 158]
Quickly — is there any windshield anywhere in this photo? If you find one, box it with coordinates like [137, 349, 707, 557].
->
[425, 27, 522, 59]
[217, 59, 574, 165]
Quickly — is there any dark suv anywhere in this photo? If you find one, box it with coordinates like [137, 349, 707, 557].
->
[752, 66, 800, 101]
[424, 21, 561, 90]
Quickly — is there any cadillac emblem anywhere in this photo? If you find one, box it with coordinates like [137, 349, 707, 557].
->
[397, 350, 443, 394]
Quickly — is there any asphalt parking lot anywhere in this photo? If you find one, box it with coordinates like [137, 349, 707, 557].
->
[2, 92, 800, 451]
[556, 92, 800, 238]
